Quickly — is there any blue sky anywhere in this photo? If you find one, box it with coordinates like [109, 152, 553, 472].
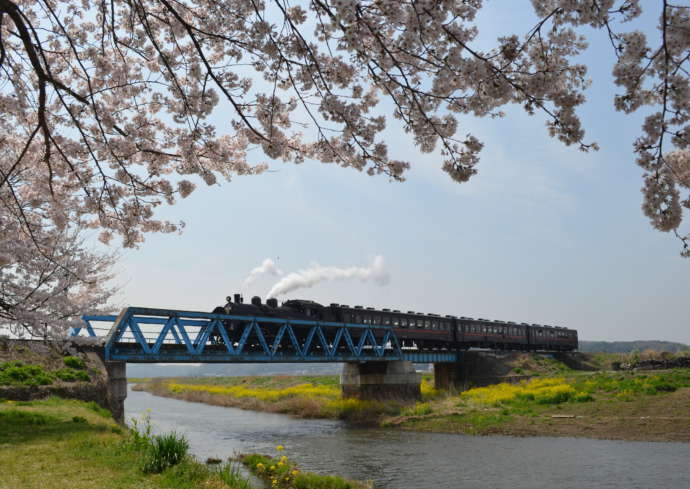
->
[114, 3, 688, 344]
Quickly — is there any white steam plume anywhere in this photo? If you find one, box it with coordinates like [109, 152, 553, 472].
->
[266, 255, 389, 298]
[243, 258, 284, 288]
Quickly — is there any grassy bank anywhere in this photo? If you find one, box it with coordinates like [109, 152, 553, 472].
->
[0, 397, 371, 489]
[134, 374, 438, 422]
[386, 369, 690, 442]
[134, 365, 690, 442]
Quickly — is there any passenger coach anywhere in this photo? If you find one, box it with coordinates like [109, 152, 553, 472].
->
[211, 294, 578, 352]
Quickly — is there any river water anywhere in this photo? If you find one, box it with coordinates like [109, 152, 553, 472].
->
[126, 387, 690, 489]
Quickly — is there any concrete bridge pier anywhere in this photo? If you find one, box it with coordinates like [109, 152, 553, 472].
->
[341, 361, 421, 401]
[105, 360, 127, 424]
[434, 351, 527, 392]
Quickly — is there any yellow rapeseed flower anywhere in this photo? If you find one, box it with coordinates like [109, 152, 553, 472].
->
[276, 444, 285, 451]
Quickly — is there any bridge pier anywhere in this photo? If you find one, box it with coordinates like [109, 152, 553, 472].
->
[340, 361, 421, 401]
[434, 351, 529, 392]
[105, 360, 127, 424]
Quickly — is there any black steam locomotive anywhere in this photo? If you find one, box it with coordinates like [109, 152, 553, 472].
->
[212, 294, 578, 352]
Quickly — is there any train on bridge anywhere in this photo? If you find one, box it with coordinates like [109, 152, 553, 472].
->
[212, 294, 578, 352]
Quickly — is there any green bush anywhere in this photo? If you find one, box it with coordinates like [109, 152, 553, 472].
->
[72, 416, 88, 424]
[63, 356, 86, 369]
[142, 432, 190, 474]
[0, 364, 54, 386]
[55, 368, 90, 382]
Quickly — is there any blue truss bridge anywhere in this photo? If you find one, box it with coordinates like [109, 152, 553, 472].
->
[71, 307, 458, 364]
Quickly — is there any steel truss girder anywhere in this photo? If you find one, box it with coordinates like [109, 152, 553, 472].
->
[93, 307, 408, 363]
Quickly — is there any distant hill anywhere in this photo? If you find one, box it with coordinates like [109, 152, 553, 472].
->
[579, 340, 689, 354]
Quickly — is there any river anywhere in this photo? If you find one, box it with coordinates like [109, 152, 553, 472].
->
[126, 387, 690, 489]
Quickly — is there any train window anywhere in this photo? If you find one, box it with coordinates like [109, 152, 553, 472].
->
[409, 318, 416, 327]
[393, 316, 400, 327]
[444, 322, 450, 330]
[425, 320, 431, 329]
[401, 318, 408, 327]
[383, 316, 390, 325]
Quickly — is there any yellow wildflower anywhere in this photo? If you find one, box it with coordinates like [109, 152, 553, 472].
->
[291, 470, 299, 476]
[276, 444, 285, 451]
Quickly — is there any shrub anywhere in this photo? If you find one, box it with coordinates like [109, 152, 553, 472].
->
[63, 356, 86, 369]
[72, 416, 88, 424]
[142, 432, 190, 474]
[55, 368, 90, 382]
[0, 364, 54, 386]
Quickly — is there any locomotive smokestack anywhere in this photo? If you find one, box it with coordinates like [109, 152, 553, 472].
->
[266, 298, 278, 308]
[251, 296, 262, 306]
[234, 293, 241, 303]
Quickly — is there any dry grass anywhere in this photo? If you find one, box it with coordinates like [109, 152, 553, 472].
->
[138, 376, 401, 422]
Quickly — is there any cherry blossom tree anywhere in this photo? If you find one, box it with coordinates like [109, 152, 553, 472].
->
[0, 0, 688, 260]
[0, 197, 117, 338]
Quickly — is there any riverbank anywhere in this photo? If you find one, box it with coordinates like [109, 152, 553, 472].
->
[134, 367, 690, 443]
[133, 374, 417, 423]
[0, 397, 369, 489]
[387, 370, 690, 442]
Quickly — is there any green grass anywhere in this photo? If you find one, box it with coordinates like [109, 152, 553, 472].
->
[389, 369, 690, 437]
[0, 397, 246, 489]
[218, 460, 253, 489]
[142, 432, 190, 474]
[572, 369, 690, 397]
[63, 356, 86, 370]
[0, 361, 89, 386]
[0, 396, 367, 488]
[0, 362, 54, 386]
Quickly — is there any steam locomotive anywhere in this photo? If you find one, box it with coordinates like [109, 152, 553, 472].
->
[211, 294, 578, 352]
